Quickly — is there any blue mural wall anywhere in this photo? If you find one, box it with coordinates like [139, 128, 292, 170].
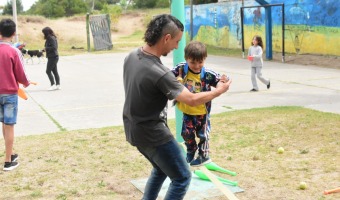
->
[185, 0, 340, 56]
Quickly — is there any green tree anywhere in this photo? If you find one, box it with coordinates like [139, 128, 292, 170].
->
[84, 0, 118, 12]
[61, 0, 88, 16]
[193, 0, 218, 4]
[101, 4, 121, 24]
[27, 0, 87, 18]
[156, 0, 170, 8]
[2, 0, 24, 15]
[134, 0, 157, 8]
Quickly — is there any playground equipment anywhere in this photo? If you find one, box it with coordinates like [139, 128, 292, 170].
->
[194, 169, 238, 186]
[241, 1, 285, 62]
[205, 162, 237, 176]
[199, 166, 239, 200]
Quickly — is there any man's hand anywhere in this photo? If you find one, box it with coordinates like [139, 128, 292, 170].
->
[215, 78, 232, 95]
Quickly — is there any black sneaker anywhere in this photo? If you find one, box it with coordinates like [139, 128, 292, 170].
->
[190, 155, 211, 167]
[186, 152, 195, 163]
[11, 154, 18, 162]
[3, 162, 19, 171]
[250, 88, 258, 92]
[267, 81, 271, 89]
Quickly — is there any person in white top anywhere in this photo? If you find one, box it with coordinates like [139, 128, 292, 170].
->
[248, 35, 270, 92]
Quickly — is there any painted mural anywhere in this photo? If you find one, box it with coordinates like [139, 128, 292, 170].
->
[185, 0, 340, 56]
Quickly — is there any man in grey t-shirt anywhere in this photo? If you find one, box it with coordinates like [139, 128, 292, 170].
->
[123, 14, 232, 200]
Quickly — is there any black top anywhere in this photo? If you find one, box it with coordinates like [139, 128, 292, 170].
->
[44, 35, 58, 58]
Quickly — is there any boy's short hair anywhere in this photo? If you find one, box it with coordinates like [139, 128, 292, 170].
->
[0, 19, 16, 38]
[184, 41, 207, 62]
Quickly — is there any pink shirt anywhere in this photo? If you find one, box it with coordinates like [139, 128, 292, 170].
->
[0, 41, 30, 94]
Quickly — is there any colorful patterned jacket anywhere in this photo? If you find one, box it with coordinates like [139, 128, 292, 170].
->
[171, 62, 222, 114]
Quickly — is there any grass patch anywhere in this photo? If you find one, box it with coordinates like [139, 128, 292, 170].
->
[0, 106, 339, 199]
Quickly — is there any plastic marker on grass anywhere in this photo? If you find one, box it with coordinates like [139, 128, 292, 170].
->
[205, 162, 237, 176]
[194, 170, 238, 186]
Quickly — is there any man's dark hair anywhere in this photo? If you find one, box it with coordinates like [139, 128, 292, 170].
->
[0, 19, 16, 38]
[144, 14, 184, 47]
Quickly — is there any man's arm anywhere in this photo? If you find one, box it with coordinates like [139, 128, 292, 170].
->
[175, 78, 232, 107]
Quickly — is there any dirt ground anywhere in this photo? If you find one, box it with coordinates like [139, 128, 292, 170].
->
[272, 52, 340, 69]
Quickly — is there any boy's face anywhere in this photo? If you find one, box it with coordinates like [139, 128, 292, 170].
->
[187, 58, 205, 73]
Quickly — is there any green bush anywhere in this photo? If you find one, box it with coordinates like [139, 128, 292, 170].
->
[101, 4, 122, 31]
[156, 0, 170, 8]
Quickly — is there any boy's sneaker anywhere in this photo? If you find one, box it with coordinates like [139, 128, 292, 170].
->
[11, 154, 18, 162]
[56, 85, 61, 90]
[186, 152, 195, 163]
[3, 162, 19, 171]
[190, 155, 211, 167]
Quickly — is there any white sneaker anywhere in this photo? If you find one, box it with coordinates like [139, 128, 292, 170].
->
[56, 85, 61, 90]
[48, 85, 57, 91]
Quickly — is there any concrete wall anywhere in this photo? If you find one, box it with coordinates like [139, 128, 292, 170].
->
[185, 0, 340, 56]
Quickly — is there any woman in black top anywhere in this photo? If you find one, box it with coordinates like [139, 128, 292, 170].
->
[42, 27, 60, 91]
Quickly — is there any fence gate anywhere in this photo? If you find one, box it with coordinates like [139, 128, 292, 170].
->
[89, 14, 113, 51]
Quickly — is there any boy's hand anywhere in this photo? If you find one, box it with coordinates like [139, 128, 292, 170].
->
[177, 67, 183, 83]
[220, 74, 229, 83]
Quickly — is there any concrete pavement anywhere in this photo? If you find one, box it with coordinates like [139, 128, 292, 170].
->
[16, 52, 340, 136]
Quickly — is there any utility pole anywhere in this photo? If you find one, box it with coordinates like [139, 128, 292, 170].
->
[171, 0, 186, 143]
[12, 0, 19, 42]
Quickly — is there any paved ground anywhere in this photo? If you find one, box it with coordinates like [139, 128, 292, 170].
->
[16, 52, 340, 136]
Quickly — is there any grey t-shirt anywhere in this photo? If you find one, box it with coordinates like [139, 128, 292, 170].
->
[248, 45, 263, 67]
[123, 48, 184, 147]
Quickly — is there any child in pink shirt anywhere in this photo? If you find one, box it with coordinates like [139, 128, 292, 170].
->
[0, 19, 30, 171]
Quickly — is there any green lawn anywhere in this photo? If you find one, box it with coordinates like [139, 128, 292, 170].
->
[1, 106, 339, 200]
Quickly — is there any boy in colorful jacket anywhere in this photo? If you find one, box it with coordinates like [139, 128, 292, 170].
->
[172, 41, 229, 166]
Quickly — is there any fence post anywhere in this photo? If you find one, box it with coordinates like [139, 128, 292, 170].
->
[106, 14, 113, 50]
[86, 13, 91, 52]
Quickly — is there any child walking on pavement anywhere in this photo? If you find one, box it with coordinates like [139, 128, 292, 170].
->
[0, 19, 31, 171]
[172, 41, 229, 167]
[248, 35, 270, 92]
